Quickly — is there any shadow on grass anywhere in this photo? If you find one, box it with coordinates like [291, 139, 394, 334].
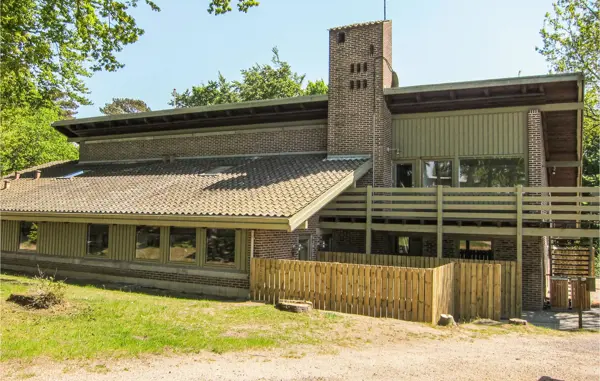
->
[1, 270, 244, 304]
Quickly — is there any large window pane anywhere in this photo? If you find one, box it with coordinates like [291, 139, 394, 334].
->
[423, 160, 453, 187]
[395, 164, 413, 188]
[206, 229, 235, 265]
[459, 158, 525, 187]
[136, 226, 161, 260]
[87, 224, 109, 257]
[170, 227, 196, 263]
[19, 222, 37, 252]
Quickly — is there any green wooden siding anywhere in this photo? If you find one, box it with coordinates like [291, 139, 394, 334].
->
[392, 110, 526, 158]
[0, 220, 19, 252]
[108, 224, 136, 261]
[37, 222, 87, 257]
[5, 220, 250, 273]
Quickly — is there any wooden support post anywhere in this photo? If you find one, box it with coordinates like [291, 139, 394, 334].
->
[516, 185, 523, 314]
[589, 243, 595, 277]
[436, 185, 443, 259]
[366, 185, 372, 255]
[578, 278, 584, 329]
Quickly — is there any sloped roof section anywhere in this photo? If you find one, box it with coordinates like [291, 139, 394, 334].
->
[1, 155, 371, 230]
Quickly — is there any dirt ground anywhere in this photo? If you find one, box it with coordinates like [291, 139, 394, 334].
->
[3, 314, 599, 381]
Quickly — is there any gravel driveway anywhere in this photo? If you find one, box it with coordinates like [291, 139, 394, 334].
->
[4, 319, 599, 381]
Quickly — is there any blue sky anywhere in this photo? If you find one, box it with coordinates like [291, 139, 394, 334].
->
[77, 0, 556, 118]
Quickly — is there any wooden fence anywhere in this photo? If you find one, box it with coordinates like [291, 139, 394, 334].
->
[317, 252, 513, 319]
[250, 258, 502, 324]
[550, 278, 592, 310]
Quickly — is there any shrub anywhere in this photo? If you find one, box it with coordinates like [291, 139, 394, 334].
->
[28, 267, 67, 308]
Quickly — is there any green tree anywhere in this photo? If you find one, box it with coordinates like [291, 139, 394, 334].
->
[305, 79, 329, 96]
[100, 98, 151, 115]
[0, 106, 79, 175]
[170, 48, 328, 107]
[537, 0, 599, 187]
[0, 0, 260, 111]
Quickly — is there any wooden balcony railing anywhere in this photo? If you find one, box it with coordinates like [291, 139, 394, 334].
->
[319, 185, 600, 256]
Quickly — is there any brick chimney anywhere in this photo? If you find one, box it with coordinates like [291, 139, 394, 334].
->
[2, 180, 10, 190]
[34, 170, 41, 180]
[326, 20, 393, 187]
[14, 171, 21, 180]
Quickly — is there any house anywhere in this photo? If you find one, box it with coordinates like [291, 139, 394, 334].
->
[1, 20, 594, 310]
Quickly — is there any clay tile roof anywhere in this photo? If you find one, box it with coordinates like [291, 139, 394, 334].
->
[1, 154, 369, 218]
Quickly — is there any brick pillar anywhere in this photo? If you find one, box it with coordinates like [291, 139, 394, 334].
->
[523, 109, 547, 310]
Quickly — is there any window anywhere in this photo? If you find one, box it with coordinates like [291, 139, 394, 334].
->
[350, 81, 354, 90]
[459, 240, 492, 260]
[19, 222, 37, 252]
[423, 160, 453, 187]
[459, 158, 526, 187]
[170, 227, 196, 263]
[337, 32, 345, 43]
[392, 236, 422, 255]
[87, 224, 109, 257]
[350, 63, 354, 73]
[362, 79, 367, 88]
[298, 235, 312, 261]
[356, 80, 361, 89]
[206, 229, 235, 265]
[363, 62, 368, 72]
[356, 63, 361, 73]
[397, 236, 410, 254]
[135, 226, 161, 260]
[395, 164, 413, 188]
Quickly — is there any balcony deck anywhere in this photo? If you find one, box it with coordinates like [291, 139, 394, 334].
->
[319, 185, 600, 256]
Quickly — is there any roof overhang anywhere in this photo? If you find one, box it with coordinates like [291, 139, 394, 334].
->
[384, 73, 584, 114]
[53, 95, 329, 139]
[1, 160, 372, 232]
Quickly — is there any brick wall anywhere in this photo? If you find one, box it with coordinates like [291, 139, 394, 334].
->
[523, 109, 547, 310]
[327, 21, 393, 187]
[252, 216, 321, 260]
[1, 256, 249, 290]
[79, 125, 327, 162]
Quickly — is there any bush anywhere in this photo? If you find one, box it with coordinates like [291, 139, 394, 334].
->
[27, 268, 66, 308]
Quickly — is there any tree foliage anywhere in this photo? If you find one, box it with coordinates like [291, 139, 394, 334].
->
[170, 48, 327, 108]
[537, 0, 599, 187]
[100, 98, 151, 115]
[0, 0, 260, 111]
[0, 106, 79, 175]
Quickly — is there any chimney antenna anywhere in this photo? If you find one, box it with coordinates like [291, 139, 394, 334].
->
[384, 0, 387, 20]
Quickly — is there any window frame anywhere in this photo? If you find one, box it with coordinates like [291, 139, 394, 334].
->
[204, 228, 238, 268]
[168, 226, 199, 265]
[18, 221, 38, 253]
[457, 155, 527, 188]
[86, 223, 110, 258]
[393, 161, 416, 188]
[421, 158, 455, 188]
[134, 225, 162, 262]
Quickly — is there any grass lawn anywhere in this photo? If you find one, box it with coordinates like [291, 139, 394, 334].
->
[0, 273, 349, 361]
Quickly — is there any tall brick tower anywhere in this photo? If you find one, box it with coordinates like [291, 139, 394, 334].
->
[327, 20, 393, 187]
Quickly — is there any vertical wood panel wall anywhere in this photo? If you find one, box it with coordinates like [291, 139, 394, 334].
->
[37, 222, 87, 257]
[4, 220, 250, 273]
[108, 224, 136, 261]
[0, 220, 20, 252]
[392, 110, 526, 158]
